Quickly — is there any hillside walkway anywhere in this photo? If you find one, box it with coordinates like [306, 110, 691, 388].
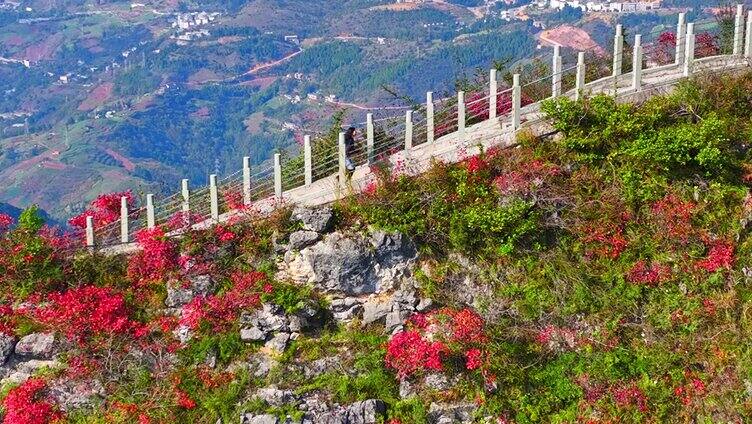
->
[94, 10, 752, 255]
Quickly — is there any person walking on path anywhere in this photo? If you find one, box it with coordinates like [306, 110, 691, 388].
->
[344, 126, 357, 173]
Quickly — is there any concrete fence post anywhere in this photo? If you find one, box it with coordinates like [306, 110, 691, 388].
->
[209, 174, 219, 221]
[746, 11, 752, 58]
[338, 132, 347, 190]
[273, 153, 282, 201]
[632, 34, 642, 92]
[676, 13, 686, 65]
[426, 92, 435, 143]
[85, 216, 94, 248]
[366, 113, 374, 164]
[405, 110, 413, 150]
[120, 196, 129, 243]
[575, 52, 586, 100]
[146, 194, 155, 229]
[181, 179, 190, 213]
[303, 136, 312, 187]
[242, 156, 252, 205]
[457, 91, 465, 139]
[613, 24, 624, 76]
[552, 45, 562, 97]
[512, 73, 521, 130]
[734, 4, 744, 55]
[684, 23, 695, 77]
[489, 69, 498, 119]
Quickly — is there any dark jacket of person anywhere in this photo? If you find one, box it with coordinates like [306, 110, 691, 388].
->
[344, 128, 356, 156]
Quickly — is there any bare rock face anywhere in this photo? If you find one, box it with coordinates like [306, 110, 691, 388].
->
[49, 378, 105, 412]
[165, 274, 214, 308]
[280, 231, 417, 296]
[0, 334, 16, 366]
[15, 333, 55, 359]
[292, 206, 334, 233]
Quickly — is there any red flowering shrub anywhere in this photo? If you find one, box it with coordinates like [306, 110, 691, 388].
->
[465, 155, 487, 174]
[174, 388, 196, 410]
[611, 382, 648, 413]
[384, 330, 446, 379]
[493, 159, 561, 196]
[0, 303, 18, 336]
[180, 271, 265, 332]
[33, 285, 136, 344]
[1, 378, 62, 424]
[69, 191, 134, 230]
[0, 213, 13, 232]
[385, 308, 491, 381]
[627, 260, 671, 285]
[674, 377, 706, 406]
[650, 31, 677, 65]
[650, 194, 695, 245]
[581, 225, 628, 259]
[127, 227, 178, 284]
[695, 32, 720, 58]
[696, 240, 734, 272]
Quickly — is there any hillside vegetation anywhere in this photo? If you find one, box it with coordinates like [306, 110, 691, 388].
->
[2, 71, 752, 423]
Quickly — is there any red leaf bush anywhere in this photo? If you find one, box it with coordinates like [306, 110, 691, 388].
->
[1, 378, 62, 424]
[385, 308, 491, 382]
[127, 227, 178, 284]
[32, 285, 136, 344]
[68, 191, 134, 230]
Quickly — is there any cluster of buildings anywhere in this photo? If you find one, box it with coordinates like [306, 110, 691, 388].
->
[170, 11, 220, 30]
[538, 0, 662, 13]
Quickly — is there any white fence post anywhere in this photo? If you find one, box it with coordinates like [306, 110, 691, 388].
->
[746, 11, 752, 58]
[85, 216, 94, 248]
[146, 194, 155, 229]
[734, 4, 744, 55]
[366, 113, 374, 164]
[512, 74, 521, 130]
[613, 25, 623, 76]
[303, 136, 312, 187]
[338, 132, 347, 190]
[181, 179, 190, 213]
[405, 110, 413, 150]
[120, 196, 128, 243]
[575, 52, 585, 100]
[273, 153, 282, 201]
[457, 91, 465, 139]
[552, 45, 562, 97]
[676, 13, 686, 65]
[684, 23, 695, 77]
[426, 92, 435, 143]
[243, 156, 252, 205]
[209, 174, 219, 221]
[632, 34, 642, 92]
[489, 69, 498, 119]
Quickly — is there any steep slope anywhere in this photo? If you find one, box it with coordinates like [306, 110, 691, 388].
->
[2, 65, 752, 424]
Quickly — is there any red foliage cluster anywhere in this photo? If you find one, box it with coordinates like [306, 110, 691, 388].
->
[696, 240, 734, 273]
[180, 271, 265, 332]
[385, 308, 491, 381]
[33, 285, 136, 344]
[695, 33, 720, 58]
[0, 303, 18, 336]
[174, 387, 196, 410]
[674, 376, 706, 406]
[0, 213, 13, 232]
[384, 330, 446, 379]
[466, 155, 488, 174]
[1, 378, 62, 424]
[214, 224, 237, 243]
[69, 191, 134, 230]
[582, 225, 628, 259]
[465, 89, 534, 123]
[650, 194, 695, 244]
[127, 228, 178, 284]
[627, 260, 671, 286]
[650, 31, 678, 65]
[611, 382, 648, 413]
[492, 159, 561, 196]
[222, 189, 248, 211]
